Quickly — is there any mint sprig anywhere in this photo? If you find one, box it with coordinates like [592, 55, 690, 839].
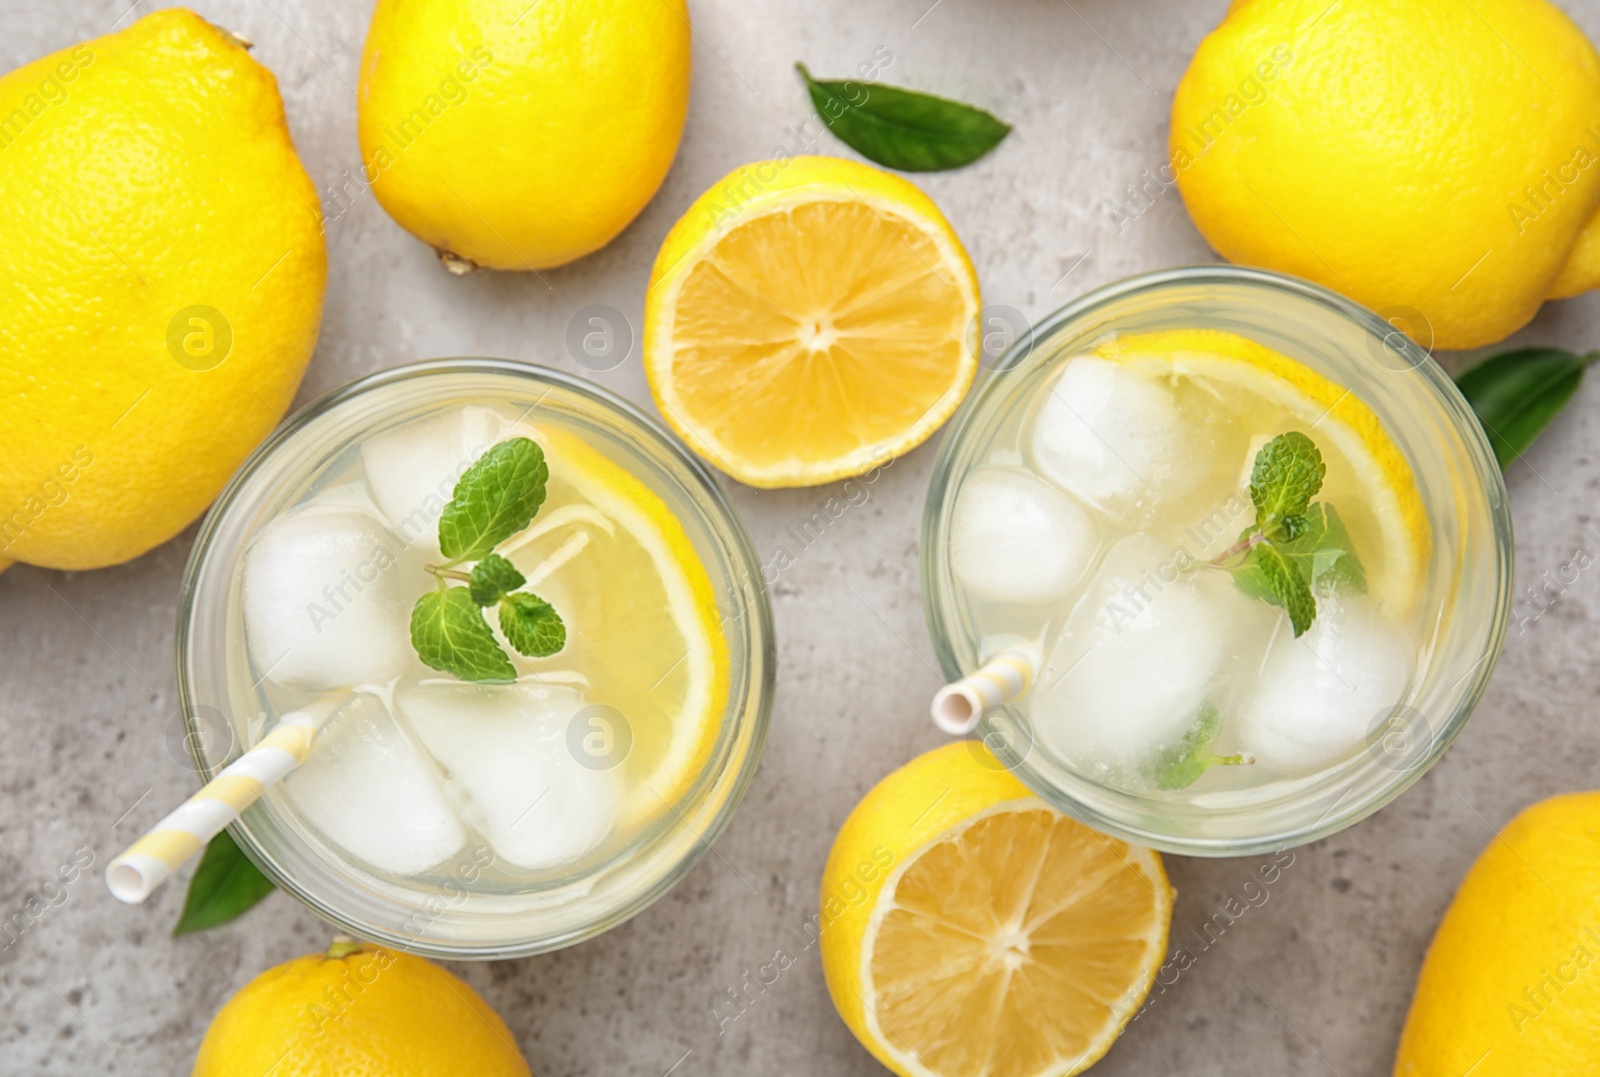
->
[1150, 704, 1252, 790]
[409, 437, 568, 682]
[1210, 432, 1364, 637]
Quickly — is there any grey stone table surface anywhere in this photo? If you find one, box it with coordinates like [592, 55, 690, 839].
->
[4, 0, 1600, 1074]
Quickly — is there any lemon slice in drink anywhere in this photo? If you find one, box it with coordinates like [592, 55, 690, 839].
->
[1098, 329, 1430, 616]
[644, 155, 981, 488]
[501, 426, 727, 827]
[822, 744, 1173, 1077]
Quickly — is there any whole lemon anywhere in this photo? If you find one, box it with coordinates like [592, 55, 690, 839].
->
[357, 0, 690, 271]
[0, 9, 326, 571]
[193, 939, 531, 1077]
[1394, 793, 1600, 1075]
[1171, 0, 1600, 349]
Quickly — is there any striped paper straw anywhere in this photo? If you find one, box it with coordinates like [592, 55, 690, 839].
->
[930, 644, 1041, 735]
[106, 695, 344, 904]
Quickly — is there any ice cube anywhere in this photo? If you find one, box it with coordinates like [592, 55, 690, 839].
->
[395, 681, 619, 870]
[298, 477, 384, 518]
[361, 405, 507, 554]
[1234, 593, 1411, 772]
[950, 468, 1098, 605]
[1030, 355, 1202, 524]
[1030, 535, 1248, 775]
[241, 506, 410, 692]
[282, 693, 466, 875]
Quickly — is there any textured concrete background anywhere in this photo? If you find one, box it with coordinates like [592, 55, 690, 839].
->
[4, 0, 1600, 1074]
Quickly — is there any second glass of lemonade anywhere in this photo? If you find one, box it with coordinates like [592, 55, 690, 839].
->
[178, 360, 773, 957]
[923, 267, 1513, 855]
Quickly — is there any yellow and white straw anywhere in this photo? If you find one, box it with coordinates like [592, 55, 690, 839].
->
[930, 644, 1041, 735]
[106, 695, 343, 904]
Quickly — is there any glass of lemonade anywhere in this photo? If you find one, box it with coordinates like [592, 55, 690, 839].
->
[922, 266, 1512, 856]
[177, 360, 773, 957]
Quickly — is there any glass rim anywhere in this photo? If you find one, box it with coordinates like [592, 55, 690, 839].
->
[921, 265, 1515, 856]
[175, 357, 776, 956]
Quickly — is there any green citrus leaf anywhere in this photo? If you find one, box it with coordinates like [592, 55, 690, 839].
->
[1454, 347, 1597, 470]
[438, 438, 548, 562]
[499, 592, 566, 658]
[172, 830, 275, 936]
[796, 63, 1011, 172]
[410, 586, 516, 682]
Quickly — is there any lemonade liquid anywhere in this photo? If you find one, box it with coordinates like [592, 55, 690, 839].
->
[229, 399, 725, 899]
[945, 331, 1429, 794]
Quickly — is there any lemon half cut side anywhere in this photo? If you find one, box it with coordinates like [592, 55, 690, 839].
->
[645, 156, 981, 488]
[821, 745, 1174, 1077]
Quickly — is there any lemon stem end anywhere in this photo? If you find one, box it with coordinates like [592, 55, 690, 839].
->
[326, 935, 364, 959]
[437, 249, 479, 276]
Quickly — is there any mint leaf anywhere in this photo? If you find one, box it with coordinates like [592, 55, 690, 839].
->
[468, 553, 525, 606]
[1149, 703, 1252, 790]
[796, 63, 1011, 172]
[173, 829, 275, 936]
[1306, 503, 1366, 593]
[1249, 432, 1325, 542]
[1248, 541, 1316, 636]
[499, 592, 566, 657]
[411, 586, 516, 682]
[438, 438, 548, 562]
[1234, 503, 1366, 603]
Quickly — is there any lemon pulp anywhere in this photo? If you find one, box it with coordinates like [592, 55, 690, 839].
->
[645, 156, 980, 487]
[821, 744, 1174, 1077]
[502, 425, 728, 827]
[867, 806, 1171, 1077]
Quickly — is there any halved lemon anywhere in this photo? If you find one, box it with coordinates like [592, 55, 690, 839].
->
[501, 425, 727, 825]
[644, 155, 981, 488]
[1099, 328, 1431, 616]
[821, 744, 1173, 1077]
